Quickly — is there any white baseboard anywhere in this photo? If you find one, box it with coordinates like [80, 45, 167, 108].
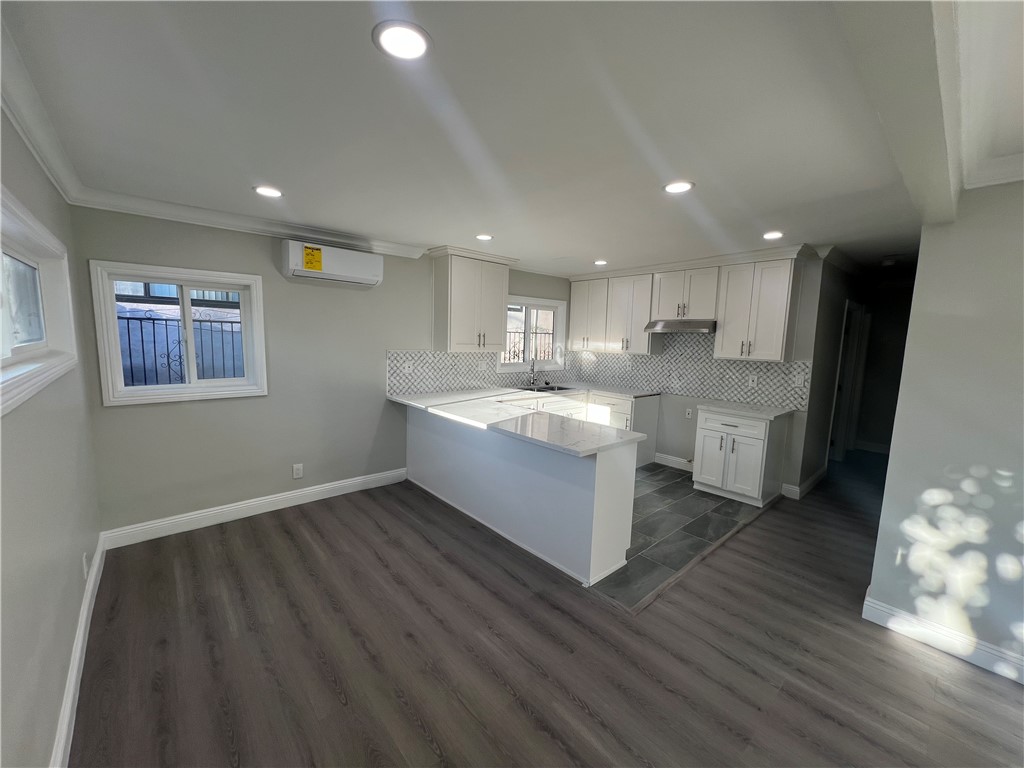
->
[100, 468, 407, 549]
[654, 453, 693, 472]
[855, 440, 890, 455]
[781, 463, 828, 500]
[49, 540, 105, 767]
[863, 596, 1023, 683]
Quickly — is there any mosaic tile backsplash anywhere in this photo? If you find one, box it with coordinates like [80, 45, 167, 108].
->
[387, 333, 811, 411]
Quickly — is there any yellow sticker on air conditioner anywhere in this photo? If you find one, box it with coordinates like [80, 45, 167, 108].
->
[303, 245, 323, 271]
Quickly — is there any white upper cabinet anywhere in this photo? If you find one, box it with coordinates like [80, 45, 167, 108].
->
[652, 266, 719, 320]
[568, 278, 608, 352]
[433, 253, 509, 352]
[713, 259, 793, 361]
[607, 274, 654, 354]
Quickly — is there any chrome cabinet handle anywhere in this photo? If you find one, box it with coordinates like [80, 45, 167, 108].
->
[740, 341, 745, 356]
[621, 337, 625, 350]
[626, 338, 630, 350]
[719, 434, 724, 450]
[625, 417, 630, 429]
[477, 332, 481, 347]
[677, 303, 681, 318]
[731, 438, 736, 454]
[682, 302, 687, 317]
[483, 332, 486, 346]
[747, 339, 752, 354]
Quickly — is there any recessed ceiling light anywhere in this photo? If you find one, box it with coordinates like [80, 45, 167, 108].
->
[475, 234, 493, 241]
[373, 21, 430, 60]
[594, 260, 608, 266]
[663, 180, 694, 194]
[763, 230, 784, 240]
[254, 185, 282, 198]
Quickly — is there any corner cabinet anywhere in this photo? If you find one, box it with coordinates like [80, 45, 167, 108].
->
[652, 266, 719, 320]
[606, 274, 659, 355]
[713, 259, 798, 361]
[568, 279, 608, 352]
[433, 251, 509, 352]
[692, 408, 790, 507]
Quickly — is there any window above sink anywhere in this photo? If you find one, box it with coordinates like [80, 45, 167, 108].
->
[499, 295, 566, 374]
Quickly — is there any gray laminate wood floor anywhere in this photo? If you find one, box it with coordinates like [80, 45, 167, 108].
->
[70, 454, 1023, 767]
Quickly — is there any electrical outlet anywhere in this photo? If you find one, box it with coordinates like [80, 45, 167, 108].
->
[292, 463, 303, 479]
[402, 362, 413, 374]
[747, 374, 758, 388]
[82, 552, 90, 581]
[794, 373, 806, 387]
[685, 408, 693, 419]
[477, 360, 487, 371]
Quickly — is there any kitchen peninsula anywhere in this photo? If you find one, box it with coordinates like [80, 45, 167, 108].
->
[389, 388, 645, 586]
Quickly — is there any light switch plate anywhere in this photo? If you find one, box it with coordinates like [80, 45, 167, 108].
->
[794, 373, 806, 387]
[477, 360, 487, 371]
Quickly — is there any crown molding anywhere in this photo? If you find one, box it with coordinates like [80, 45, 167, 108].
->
[820, 246, 863, 276]
[425, 245, 520, 265]
[0, 22, 424, 259]
[568, 244, 819, 282]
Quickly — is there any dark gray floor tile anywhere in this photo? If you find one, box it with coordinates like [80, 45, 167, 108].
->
[682, 511, 740, 543]
[650, 478, 697, 500]
[593, 556, 675, 608]
[713, 498, 762, 523]
[662, 493, 724, 519]
[642, 530, 713, 571]
[636, 462, 665, 475]
[632, 492, 674, 520]
[633, 508, 692, 539]
[633, 479, 660, 498]
[626, 530, 657, 559]
[644, 467, 686, 486]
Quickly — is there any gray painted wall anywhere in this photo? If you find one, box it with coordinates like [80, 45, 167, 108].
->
[868, 183, 1023, 660]
[70, 208, 434, 530]
[1, 113, 101, 767]
[508, 269, 570, 302]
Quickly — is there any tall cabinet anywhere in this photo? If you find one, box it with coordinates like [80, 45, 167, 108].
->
[432, 248, 510, 352]
[568, 279, 608, 352]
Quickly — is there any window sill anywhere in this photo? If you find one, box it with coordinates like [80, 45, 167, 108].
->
[101, 381, 268, 407]
[0, 350, 78, 416]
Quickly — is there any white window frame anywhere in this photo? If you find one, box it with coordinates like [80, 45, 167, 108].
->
[498, 295, 567, 373]
[90, 260, 268, 406]
[1, 187, 78, 417]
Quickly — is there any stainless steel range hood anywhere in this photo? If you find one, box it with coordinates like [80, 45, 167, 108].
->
[643, 318, 717, 334]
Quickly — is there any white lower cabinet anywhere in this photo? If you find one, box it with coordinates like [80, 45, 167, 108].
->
[692, 408, 789, 507]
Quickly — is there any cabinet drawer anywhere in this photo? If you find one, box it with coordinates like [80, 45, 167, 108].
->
[697, 410, 767, 440]
[587, 393, 633, 415]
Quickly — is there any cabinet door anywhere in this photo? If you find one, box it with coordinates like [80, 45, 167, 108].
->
[627, 275, 653, 354]
[746, 259, 792, 361]
[724, 435, 764, 498]
[681, 267, 719, 319]
[606, 277, 633, 353]
[449, 257, 482, 351]
[608, 411, 631, 430]
[586, 278, 609, 352]
[568, 281, 589, 351]
[478, 261, 509, 351]
[693, 428, 727, 488]
[713, 263, 754, 360]
[653, 272, 686, 319]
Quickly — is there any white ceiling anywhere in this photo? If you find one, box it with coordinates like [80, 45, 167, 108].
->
[0, 2, 966, 275]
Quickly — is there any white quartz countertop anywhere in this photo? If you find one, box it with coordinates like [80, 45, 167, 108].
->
[696, 400, 795, 420]
[388, 388, 521, 410]
[561, 382, 661, 398]
[429, 399, 534, 427]
[490, 411, 646, 457]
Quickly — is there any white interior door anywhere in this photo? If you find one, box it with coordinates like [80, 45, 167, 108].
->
[586, 279, 609, 352]
[478, 261, 508, 351]
[714, 263, 754, 359]
[682, 266, 719, 319]
[746, 259, 792, 361]
[725, 435, 764, 497]
[653, 272, 686, 319]
[693, 428, 727, 487]
[449, 257, 482, 351]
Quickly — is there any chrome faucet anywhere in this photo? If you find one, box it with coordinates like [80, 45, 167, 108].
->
[528, 359, 538, 386]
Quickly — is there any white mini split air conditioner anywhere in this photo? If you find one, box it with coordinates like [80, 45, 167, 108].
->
[280, 240, 384, 286]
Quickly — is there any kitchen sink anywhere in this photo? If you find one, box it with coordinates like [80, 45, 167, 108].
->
[517, 385, 575, 392]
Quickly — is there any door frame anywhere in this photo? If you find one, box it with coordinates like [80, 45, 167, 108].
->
[827, 300, 870, 462]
